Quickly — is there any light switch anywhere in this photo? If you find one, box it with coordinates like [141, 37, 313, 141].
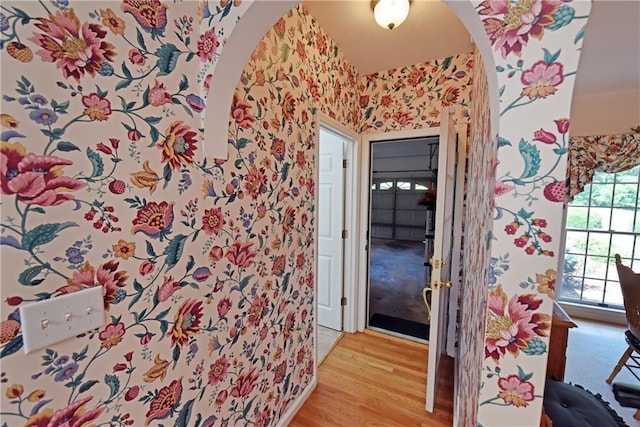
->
[19, 287, 105, 354]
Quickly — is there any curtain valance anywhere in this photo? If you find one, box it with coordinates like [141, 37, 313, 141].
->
[566, 133, 640, 202]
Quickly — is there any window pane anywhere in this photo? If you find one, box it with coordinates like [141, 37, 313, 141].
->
[588, 233, 611, 256]
[414, 179, 432, 190]
[563, 253, 585, 279]
[611, 233, 635, 258]
[592, 171, 614, 184]
[560, 273, 583, 301]
[613, 184, 638, 208]
[611, 208, 636, 232]
[615, 167, 639, 183]
[566, 206, 588, 229]
[379, 181, 393, 190]
[590, 183, 613, 207]
[604, 279, 623, 307]
[565, 231, 588, 254]
[581, 278, 605, 305]
[396, 181, 411, 190]
[589, 207, 610, 230]
[371, 183, 377, 190]
[584, 255, 608, 280]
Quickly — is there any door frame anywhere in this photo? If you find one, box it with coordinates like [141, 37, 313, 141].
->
[316, 113, 360, 334]
[358, 128, 440, 331]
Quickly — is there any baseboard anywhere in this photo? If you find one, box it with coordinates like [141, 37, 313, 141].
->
[559, 302, 626, 326]
[277, 378, 317, 426]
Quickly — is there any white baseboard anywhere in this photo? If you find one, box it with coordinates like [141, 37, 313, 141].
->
[277, 378, 317, 426]
[559, 301, 626, 326]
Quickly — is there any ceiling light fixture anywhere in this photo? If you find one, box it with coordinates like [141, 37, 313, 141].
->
[372, 0, 411, 30]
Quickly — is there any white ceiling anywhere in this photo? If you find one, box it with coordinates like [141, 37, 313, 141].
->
[303, 0, 640, 97]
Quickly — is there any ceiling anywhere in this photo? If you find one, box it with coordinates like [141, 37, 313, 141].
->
[303, 0, 640, 97]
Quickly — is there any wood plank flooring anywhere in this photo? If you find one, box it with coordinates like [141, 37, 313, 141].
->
[290, 330, 454, 426]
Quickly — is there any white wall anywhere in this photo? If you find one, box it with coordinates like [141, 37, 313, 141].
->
[570, 88, 640, 136]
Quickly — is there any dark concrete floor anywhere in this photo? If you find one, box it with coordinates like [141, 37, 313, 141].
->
[368, 238, 431, 331]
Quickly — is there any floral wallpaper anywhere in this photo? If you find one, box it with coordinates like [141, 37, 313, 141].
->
[0, 2, 359, 426]
[359, 54, 473, 132]
[475, 0, 592, 425]
[455, 47, 496, 427]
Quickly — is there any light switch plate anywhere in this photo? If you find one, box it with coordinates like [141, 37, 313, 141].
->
[19, 287, 105, 354]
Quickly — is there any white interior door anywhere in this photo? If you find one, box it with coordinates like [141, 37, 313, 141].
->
[318, 127, 345, 331]
[425, 111, 457, 413]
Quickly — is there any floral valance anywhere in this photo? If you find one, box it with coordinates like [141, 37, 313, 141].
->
[566, 133, 640, 202]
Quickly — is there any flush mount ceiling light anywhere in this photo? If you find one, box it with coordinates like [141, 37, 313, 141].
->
[372, 0, 411, 30]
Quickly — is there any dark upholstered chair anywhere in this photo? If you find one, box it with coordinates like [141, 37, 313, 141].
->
[606, 254, 640, 420]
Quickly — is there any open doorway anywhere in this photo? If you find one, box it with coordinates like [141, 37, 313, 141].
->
[367, 137, 439, 341]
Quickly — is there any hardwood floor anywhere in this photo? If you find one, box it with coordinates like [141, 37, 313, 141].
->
[290, 330, 454, 426]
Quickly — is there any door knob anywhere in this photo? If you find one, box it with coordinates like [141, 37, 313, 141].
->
[441, 280, 453, 288]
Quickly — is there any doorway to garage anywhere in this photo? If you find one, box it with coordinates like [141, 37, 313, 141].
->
[367, 137, 439, 341]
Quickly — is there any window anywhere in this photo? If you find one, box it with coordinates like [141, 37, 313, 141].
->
[560, 165, 640, 308]
[396, 181, 411, 190]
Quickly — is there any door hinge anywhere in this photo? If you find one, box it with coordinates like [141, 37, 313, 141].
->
[341, 297, 347, 306]
[429, 257, 445, 269]
[342, 229, 348, 239]
[343, 159, 348, 169]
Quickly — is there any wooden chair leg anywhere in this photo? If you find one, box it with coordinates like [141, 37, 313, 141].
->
[606, 346, 634, 384]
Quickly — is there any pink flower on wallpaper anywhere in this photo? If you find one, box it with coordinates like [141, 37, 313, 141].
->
[131, 201, 175, 240]
[56, 260, 128, 311]
[129, 48, 145, 65]
[440, 86, 460, 107]
[494, 182, 514, 197]
[208, 356, 230, 386]
[121, 0, 168, 35]
[99, 322, 125, 349]
[197, 28, 219, 61]
[217, 296, 232, 317]
[231, 367, 259, 398]
[201, 207, 225, 235]
[244, 166, 267, 199]
[521, 60, 564, 99]
[281, 92, 297, 120]
[170, 299, 203, 348]
[231, 93, 255, 129]
[283, 311, 296, 339]
[391, 111, 413, 126]
[225, 241, 257, 269]
[145, 378, 182, 426]
[497, 374, 535, 407]
[485, 284, 550, 361]
[479, 0, 561, 58]
[148, 80, 172, 106]
[1, 142, 86, 206]
[533, 128, 557, 144]
[30, 8, 116, 81]
[82, 93, 112, 121]
[26, 396, 104, 427]
[247, 293, 269, 328]
[271, 138, 286, 160]
[158, 276, 180, 302]
[281, 205, 296, 234]
[158, 121, 198, 170]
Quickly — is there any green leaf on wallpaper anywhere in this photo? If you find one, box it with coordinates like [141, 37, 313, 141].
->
[542, 48, 561, 65]
[30, 207, 45, 214]
[281, 272, 290, 293]
[243, 396, 255, 418]
[172, 345, 181, 365]
[41, 128, 65, 140]
[104, 374, 120, 399]
[279, 43, 291, 63]
[79, 380, 99, 393]
[121, 62, 132, 79]
[18, 265, 45, 286]
[236, 137, 249, 150]
[179, 74, 189, 91]
[156, 44, 182, 76]
[145, 116, 162, 125]
[136, 28, 147, 51]
[22, 222, 77, 251]
[517, 138, 540, 179]
[150, 125, 160, 144]
[497, 136, 512, 148]
[56, 141, 80, 152]
[221, 1, 232, 18]
[364, 107, 373, 120]
[239, 275, 253, 291]
[498, 85, 505, 97]
[186, 255, 195, 273]
[116, 78, 133, 91]
[146, 240, 157, 257]
[86, 148, 104, 178]
[516, 208, 533, 220]
[553, 147, 567, 155]
[175, 399, 194, 427]
[281, 162, 290, 181]
[441, 56, 452, 71]
[0, 335, 22, 358]
[164, 234, 187, 270]
[517, 366, 533, 382]
[575, 25, 586, 44]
